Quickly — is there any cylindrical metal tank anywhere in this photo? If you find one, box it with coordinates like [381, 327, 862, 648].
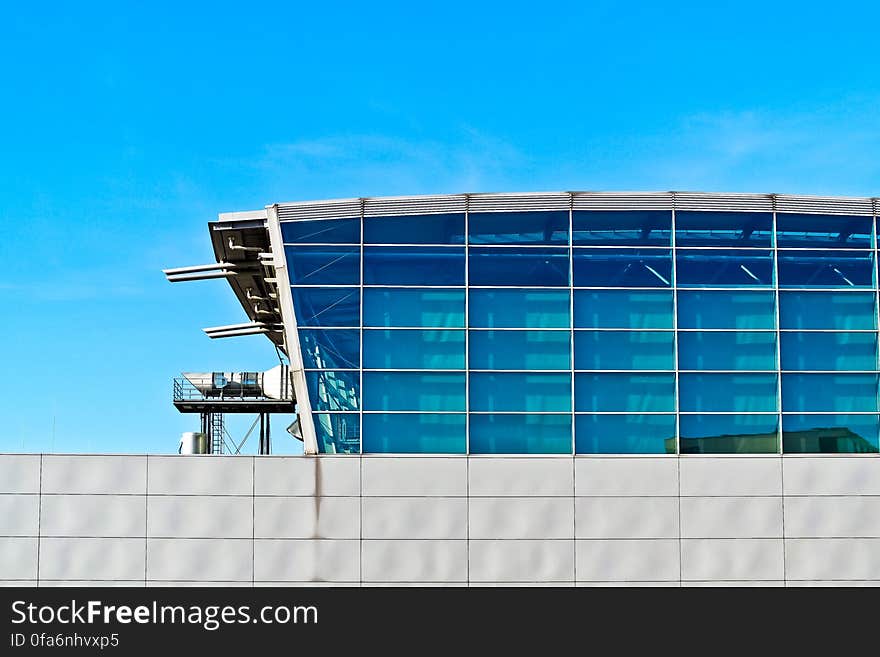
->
[179, 431, 208, 454]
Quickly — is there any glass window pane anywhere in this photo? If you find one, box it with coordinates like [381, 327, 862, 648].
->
[292, 287, 360, 327]
[286, 246, 360, 285]
[363, 330, 465, 369]
[679, 374, 777, 412]
[305, 370, 360, 412]
[575, 414, 675, 454]
[573, 248, 672, 287]
[779, 291, 876, 330]
[777, 250, 874, 288]
[363, 246, 464, 286]
[469, 289, 570, 328]
[574, 290, 673, 328]
[299, 329, 360, 369]
[575, 373, 675, 412]
[781, 332, 877, 371]
[469, 373, 571, 412]
[363, 288, 465, 328]
[678, 332, 777, 370]
[362, 413, 466, 453]
[572, 210, 671, 246]
[675, 211, 773, 247]
[469, 247, 569, 287]
[313, 413, 360, 454]
[574, 331, 674, 370]
[676, 249, 773, 287]
[777, 213, 873, 249]
[782, 414, 879, 453]
[679, 415, 779, 454]
[362, 372, 466, 411]
[677, 291, 776, 329]
[782, 374, 878, 412]
[468, 211, 569, 245]
[469, 414, 572, 454]
[469, 330, 570, 370]
[281, 217, 360, 244]
[363, 213, 465, 245]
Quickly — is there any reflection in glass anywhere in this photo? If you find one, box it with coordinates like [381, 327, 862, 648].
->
[575, 414, 676, 454]
[363, 213, 465, 245]
[572, 210, 671, 246]
[779, 291, 876, 330]
[782, 374, 878, 412]
[469, 247, 570, 287]
[676, 249, 773, 287]
[363, 330, 465, 370]
[679, 415, 779, 454]
[575, 373, 675, 412]
[363, 288, 465, 327]
[281, 217, 360, 244]
[313, 413, 360, 454]
[573, 249, 672, 287]
[469, 289, 570, 328]
[679, 374, 777, 412]
[362, 372, 466, 411]
[675, 211, 772, 247]
[469, 330, 570, 370]
[678, 332, 777, 370]
[780, 332, 877, 371]
[286, 246, 360, 285]
[469, 414, 572, 454]
[362, 413, 466, 453]
[782, 414, 879, 453]
[292, 287, 360, 327]
[574, 290, 674, 328]
[470, 373, 571, 412]
[777, 250, 874, 288]
[776, 213, 873, 249]
[469, 211, 569, 245]
[299, 329, 360, 369]
[574, 331, 674, 370]
[305, 370, 360, 412]
[363, 246, 464, 286]
[677, 290, 775, 329]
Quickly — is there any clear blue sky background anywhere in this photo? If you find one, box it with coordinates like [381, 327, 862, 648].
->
[1, 1, 878, 454]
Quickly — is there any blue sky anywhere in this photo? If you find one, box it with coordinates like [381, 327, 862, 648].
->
[1, 1, 878, 454]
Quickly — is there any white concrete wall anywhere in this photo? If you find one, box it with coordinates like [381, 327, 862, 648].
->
[1, 453, 879, 586]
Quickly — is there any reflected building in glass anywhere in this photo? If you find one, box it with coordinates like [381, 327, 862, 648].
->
[252, 192, 880, 456]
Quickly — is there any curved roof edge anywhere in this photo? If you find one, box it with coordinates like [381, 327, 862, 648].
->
[270, 191, 879, 220]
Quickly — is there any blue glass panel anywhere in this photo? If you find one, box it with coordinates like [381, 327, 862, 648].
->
[286, 246, 360, 285]
[299, 329, 360, 369]
[574, 331, 674, 370]
[782, 374, 878, 412]
[678, 332, 777, 370]
[363, 213, 465, 245]
[363, 330, 465, 369]
[783, 414, 879, 453]
[573, 249, 672, 287]
[777, 213, 873, 249]
[281, 217, 360, 244]
[469, 289, 570, 328]
[469, 373, 571, 412]
[675, 211, 773, 247]
[679, 374, 778, 412]
[305, 370, 360, 412]
[572, 210, 671, 246]
[779, 291, 876, 330]
[676, 249, 773, 287]
[362, 372, 466, 411]
[575, 414, 676, 454]
[469, 330, 570, 370]
[575, 373, 675, 412]
[677, 290, 776, 329]
[363, 246, 464, 286]
[679, 415, 779, 454]
[362, 413, 466, 453]
[574, 290, 673, 328]
[291, 287, 360, 327]
[469, 247, 569, 287]
[781, 332, 877, 371]
[363, 288, 465, 327]
[777, 250, 874, 288]
[312, 413, 360, 454]
[469, 414, 572, 454]
[468, 211, 569, 245]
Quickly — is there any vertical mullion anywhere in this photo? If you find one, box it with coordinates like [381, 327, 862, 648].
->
[465, 198, 470, 455]
[772, 207, 784, 454]
[569, 200, 575, 455]
[874, 200, 879, 442]
[671, 205, 680, 454]
[359, 201, 364, 454]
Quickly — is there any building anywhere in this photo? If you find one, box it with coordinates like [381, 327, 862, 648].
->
[2, 191, 880, 586]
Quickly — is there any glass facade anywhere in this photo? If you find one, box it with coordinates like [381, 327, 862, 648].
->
[281, 206, 880, 455]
